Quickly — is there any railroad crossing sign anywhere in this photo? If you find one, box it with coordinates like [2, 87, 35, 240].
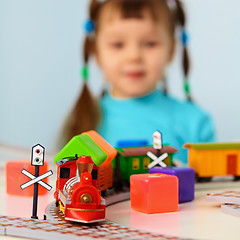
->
[20, 169, 53, 191]
[20, 144, 53, 219]
[147, 151, 168, 169]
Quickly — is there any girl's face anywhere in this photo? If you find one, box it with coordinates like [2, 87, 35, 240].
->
[95, 10, 174, 98]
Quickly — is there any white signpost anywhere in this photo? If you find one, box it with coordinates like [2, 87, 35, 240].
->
[153, 131, 162, 150]
[148, 131, 168, 169]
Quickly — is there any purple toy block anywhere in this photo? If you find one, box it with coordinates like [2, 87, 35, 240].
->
[149, 167, 195, 203]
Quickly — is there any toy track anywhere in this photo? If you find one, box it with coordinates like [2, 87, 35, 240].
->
[0, 192, 194, 240]
[0, 214, 193, 240]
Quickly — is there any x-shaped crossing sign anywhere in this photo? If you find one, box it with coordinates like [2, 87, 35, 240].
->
[147, 151, 168, 169]
[21, 169, 53, 191]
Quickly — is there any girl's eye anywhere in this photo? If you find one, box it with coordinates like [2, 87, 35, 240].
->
[110, 42, 124, 49]
[144, 41, 159, 48]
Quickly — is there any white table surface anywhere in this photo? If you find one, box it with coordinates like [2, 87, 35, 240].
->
[107, 181, 240, 240]
[1, 144, 240, 240]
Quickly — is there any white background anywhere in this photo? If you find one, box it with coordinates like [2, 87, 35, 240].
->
[0, 0, 239, 151]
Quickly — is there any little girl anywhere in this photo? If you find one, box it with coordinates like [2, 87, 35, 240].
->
[62, 0, 215, 165]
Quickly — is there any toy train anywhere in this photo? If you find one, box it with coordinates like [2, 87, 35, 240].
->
[54, 130, 178, 223]
[54, 130, 240, 222]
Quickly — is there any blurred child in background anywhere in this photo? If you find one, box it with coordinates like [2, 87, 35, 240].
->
[61, 0, 215, 165]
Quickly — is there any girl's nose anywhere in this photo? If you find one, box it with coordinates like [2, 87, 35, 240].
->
[126, 44, 142, 62]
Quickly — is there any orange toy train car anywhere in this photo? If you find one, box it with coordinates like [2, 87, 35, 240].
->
[184, 142, 240, 180]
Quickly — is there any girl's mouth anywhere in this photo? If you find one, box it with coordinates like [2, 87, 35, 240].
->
[126, 71, 145, 80]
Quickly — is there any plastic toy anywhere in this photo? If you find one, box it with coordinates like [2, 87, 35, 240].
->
[206, 191, 240, 217]
[206, 191, 240, 205]
[116, 139, 149, 148]
[6, 159, 49, 196]
[221, 203, 240, 217]
[54, 130, 117, 223]
[184, 142, 240, 180]
[152, 130, 163, 156]
[115, 145, 178, 182]
[149, 167, 195, 203]
[130, 173, 179, 214]
[54, 130, 117, 167]
[55, 155, 106, 223]
[0, 215, 190, 240]
[20, 144, 53, 219]
[147, 151, 168, 168]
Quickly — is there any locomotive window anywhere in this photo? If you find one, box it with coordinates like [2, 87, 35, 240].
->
[132, 158, 140, 170]
[92, 169, 98, 180]
[60, 168, 70, 178]
[143, 157, 150, 169]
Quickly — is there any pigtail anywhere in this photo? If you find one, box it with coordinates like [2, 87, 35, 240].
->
[175, 0, 191, 101]
[58, 0, 101, 146]
[90, 0, 99, 20]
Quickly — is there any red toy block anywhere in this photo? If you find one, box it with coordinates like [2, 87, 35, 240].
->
[130, 173, 178, 214]
[6, 159, 49, 196]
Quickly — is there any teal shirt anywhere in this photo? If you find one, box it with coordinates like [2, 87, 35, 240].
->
[98, 90, 215, 165]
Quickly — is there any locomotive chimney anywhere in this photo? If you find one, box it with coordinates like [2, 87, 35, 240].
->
[76, 156, 94, 178]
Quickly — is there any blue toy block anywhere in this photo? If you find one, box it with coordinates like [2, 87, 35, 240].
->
[116, 139, 149, 148]
[149, 167, 195, 203]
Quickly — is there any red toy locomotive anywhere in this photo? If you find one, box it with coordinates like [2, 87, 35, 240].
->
[54, 130, 117, 223]
[54, 155, 106, 223]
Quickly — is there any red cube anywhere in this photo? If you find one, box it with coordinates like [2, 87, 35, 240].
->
[130, 173, 178, 214]
[6, 159, 49, 196]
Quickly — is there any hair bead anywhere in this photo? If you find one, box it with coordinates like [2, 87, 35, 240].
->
[181, 29, 189, 46]
[84, 19, 95, 34]
[183, 79, 190, 95]
[81, 65, 89, 82]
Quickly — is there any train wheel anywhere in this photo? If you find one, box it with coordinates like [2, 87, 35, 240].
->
[234, 176, 240, 181]
[195, 174, 212, 182]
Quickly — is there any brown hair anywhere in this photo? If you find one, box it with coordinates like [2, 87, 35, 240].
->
[60, 0, 190, 145]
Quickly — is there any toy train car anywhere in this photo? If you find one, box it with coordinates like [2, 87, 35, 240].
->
[184, 142, 240, 181]
[115, 146, 178, 183]
[54, 130, 179, 223]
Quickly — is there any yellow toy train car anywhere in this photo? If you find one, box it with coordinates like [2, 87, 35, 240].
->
[184, 142, 240, 181]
